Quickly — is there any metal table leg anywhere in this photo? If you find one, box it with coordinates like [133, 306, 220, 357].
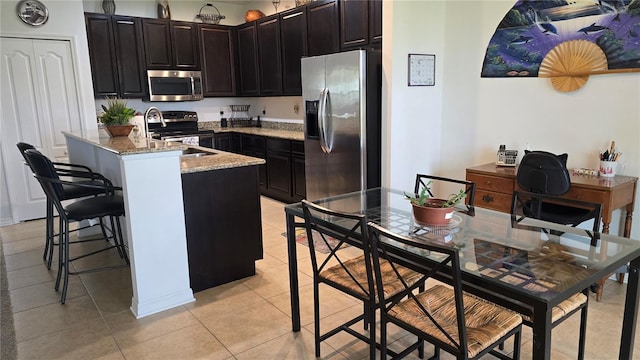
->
[286, 212, 301, 332]
[620, 256, 640, 359]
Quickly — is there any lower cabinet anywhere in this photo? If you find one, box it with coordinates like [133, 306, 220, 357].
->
[234, 134, 305, 203]
[181, 165, 263, 293]
[214, 132, 240, 152]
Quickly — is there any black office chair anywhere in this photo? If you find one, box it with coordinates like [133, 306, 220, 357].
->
[300, 200, 424, 359]
[22, 149, 129, 304]
[516, 150, 599, 229]
[17, 142, 111, 269]
[368, 222, 522, 360]
[414, 174, 476, 212]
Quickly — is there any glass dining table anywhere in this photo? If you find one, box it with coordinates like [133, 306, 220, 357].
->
[284, 187, 640, 360]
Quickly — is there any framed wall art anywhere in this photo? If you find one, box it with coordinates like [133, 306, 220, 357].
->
[408, 54, 435, 86]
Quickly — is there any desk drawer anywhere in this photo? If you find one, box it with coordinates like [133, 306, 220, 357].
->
[467, 173, 514, 194]
[475, 189, 513, 213]
[564, 187, 607, 204]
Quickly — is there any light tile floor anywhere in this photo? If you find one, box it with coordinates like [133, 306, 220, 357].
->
[1, 196, 639, 359]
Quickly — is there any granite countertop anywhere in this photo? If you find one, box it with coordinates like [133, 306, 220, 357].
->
[179, 146, 265, 174]
[63, 130, 265, 174]
[199, 122, 304, 141]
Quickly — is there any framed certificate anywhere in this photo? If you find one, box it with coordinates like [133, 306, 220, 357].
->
[408, 54, 435, 86]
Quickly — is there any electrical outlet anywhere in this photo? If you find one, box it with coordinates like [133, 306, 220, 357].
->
[293, 104, 299, 114]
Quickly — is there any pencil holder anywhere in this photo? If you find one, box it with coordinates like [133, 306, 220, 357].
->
[599, 161, 617, 177]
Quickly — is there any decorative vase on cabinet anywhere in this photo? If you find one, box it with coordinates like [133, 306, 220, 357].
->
[102, 0, 116, 14]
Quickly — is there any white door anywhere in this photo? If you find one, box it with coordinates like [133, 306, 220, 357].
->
[1, 37, 84, 222]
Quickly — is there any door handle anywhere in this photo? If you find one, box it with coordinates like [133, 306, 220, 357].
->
[318, 88, 332, 154]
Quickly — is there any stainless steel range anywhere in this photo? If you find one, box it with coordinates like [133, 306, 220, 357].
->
[148, 111, 214, 148]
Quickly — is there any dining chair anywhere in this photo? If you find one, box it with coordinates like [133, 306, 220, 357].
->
[300, 200, 424, 359]
[16, 142, 113, 270]
[22, 149, 129, 304]
[368, 222, 522, 360]
[510, 190, 599, 360]
[516, 150, 599, 229]
[414, 174, 476, 211]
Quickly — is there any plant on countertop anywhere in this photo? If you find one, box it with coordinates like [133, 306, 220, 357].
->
[99, 97, 136, 126]
[404, 181, 467, 208]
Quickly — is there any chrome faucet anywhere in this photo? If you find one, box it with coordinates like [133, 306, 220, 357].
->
[143, 107, 165, 139]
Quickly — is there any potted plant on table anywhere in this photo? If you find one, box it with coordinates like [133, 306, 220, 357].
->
[405, 181, 467, 226]
[99, 97, 136, 137]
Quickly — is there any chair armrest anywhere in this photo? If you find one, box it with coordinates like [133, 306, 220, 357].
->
[35, 174, 122, 194]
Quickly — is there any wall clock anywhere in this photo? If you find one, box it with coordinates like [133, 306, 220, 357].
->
[17, 0, 49, 27]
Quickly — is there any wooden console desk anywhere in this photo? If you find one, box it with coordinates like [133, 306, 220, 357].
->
[466, 163, 638, 301]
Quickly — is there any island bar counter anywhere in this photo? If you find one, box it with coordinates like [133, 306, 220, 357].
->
[63, 131, 195, 318]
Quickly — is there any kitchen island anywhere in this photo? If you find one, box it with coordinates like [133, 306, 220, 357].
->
[63, 130, 265, 318]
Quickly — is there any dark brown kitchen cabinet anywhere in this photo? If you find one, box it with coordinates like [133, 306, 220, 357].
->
[291, 140, 306, 202]
[85, 13, 146, 98]
[199, 25, 236, 96]
[307, 0, 340, 56]
[182, 165, 263, 292]
[142, 19, 199, 70]
[340, 0, 382, 50]
[256, 15, 283, 95]
[265, 138, 292, 201]
[214, 132, 240, 152]
[240, 134, 266, 190]
[280, 7, 307, 95]
[236, 23, 260, 96]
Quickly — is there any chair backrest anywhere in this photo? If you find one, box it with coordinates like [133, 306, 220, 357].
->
[22, 149, 65, 201]
[367, 222, 469, 353]
[414, 174, 476, 211]
[511, 190, 603, 235]
[301, 199, 373, 297]
[517, 150, 570, 196]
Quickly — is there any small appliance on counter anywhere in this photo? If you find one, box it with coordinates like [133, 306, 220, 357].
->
[148, 111, 214, 148]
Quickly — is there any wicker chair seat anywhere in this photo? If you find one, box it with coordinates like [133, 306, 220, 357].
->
[320, 254, 423, 300]
[522, 292, 587, 324]
[389, 284, 522, 358]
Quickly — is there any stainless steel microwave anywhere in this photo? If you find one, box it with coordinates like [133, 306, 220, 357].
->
[146, 70, 203, 102]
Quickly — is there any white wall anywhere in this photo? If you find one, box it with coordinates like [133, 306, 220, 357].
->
[383, 0, 640, 239]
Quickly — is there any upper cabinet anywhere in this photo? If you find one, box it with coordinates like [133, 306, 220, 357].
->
[142, 19, 199, 70]
[257, 15, 283, 95]
[340, 0, 382, 50]
[236, 22, 260, 96]
[307, 0, 340, 56]
[280, 7, 307, 95]
[85, 13, 146, 98]
[199, 24, 236, 96]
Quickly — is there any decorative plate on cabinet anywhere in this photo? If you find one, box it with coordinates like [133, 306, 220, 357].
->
[16, 0, 49, 27]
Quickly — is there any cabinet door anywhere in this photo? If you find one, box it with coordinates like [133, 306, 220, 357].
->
[112, 16, 146, 98]
[142, 19, 173, 69]
[280, 8, 307, 95]
[171, 21, 200, 69]
[236, 23, 260, 96]
[266, 138, 292, 201]
[214, 133, 233, 151]
[199, 25, 236, 96]
[340, 0, 369, 49]
[291, 141, 306, 201]
[369, 0, 382, 44]
[85, 13, 118, 97]
[257, 16, 282, 95]
[307, 1, 339, 56]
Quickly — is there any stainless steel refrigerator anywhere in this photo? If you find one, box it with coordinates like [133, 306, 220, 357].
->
[302, 49, 381, 201]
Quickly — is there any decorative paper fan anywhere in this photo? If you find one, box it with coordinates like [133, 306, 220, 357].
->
[480, 0, 640, 92]
[539, 40, 608, 92]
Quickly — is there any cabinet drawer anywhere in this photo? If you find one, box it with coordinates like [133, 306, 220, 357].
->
[475, 189, 513, 213]
[266, 137, 290, 153]
[563, 187, 607, 204]
[467, 173, 514, 194]
[291, 140, 304, 155]
[241, 134, 266, 149]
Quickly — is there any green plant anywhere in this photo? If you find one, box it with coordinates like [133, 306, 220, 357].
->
[99, 98, 136, 126]
[404, 180, 466, 208]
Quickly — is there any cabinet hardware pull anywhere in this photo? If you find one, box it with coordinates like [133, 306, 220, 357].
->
[482, 195, 494, 203]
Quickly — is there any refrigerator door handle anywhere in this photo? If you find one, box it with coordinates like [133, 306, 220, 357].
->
[318, 88, 332, 153]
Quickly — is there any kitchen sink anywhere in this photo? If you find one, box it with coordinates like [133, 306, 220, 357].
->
[181, 148, 217, 158]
